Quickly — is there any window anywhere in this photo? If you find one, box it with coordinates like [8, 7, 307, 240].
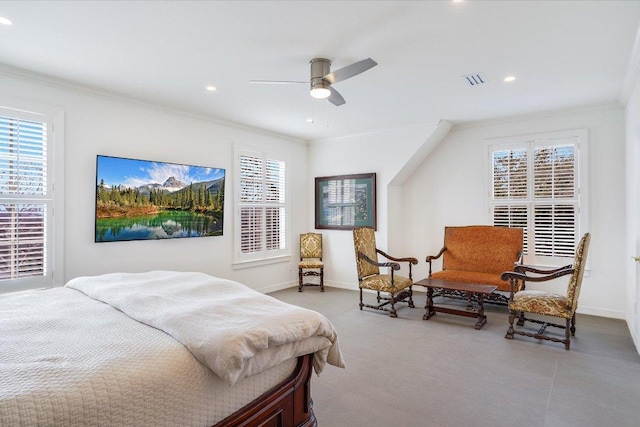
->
[488, 129, 587, 265]
[234, 146, 288, 265]
[0, 104, 62, 292]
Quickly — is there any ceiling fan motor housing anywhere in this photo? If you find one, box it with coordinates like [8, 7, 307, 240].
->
[310, 58, 331, 92]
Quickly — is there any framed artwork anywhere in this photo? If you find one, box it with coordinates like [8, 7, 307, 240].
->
[315, 173, 376, 230]
[95, 155, 225, 242]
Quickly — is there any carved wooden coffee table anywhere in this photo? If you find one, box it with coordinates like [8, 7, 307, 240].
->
[413, 278, 497, 330]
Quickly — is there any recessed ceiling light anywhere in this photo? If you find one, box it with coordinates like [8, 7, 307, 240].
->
[452, 0, 464, 3]
[0, 16, 13, 26]
[504, 76, 516, 82]
[206, 85, 217, 92]
[306, 118, 314, 123]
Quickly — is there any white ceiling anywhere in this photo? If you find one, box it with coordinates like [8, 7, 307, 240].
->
[0, 1, 639, 141]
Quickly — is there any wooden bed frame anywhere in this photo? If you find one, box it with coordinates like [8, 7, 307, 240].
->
[215, 354, 317, 427]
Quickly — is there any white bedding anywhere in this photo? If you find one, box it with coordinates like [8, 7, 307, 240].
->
[66, 271, 344, 385]
[0, 271, 345, 426]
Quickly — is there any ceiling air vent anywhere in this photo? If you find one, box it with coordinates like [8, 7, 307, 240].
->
[462, 72, 487, 86]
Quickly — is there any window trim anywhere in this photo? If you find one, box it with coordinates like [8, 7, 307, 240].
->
[0, 98, 64, 292]
[233, 144, 290, 268]
[485, 128, 589, 267]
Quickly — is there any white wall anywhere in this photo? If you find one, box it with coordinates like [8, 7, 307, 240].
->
[0, 68, 309, 292]
[404, 106, 627, 318]
[625, 70, 640, 347]
[308, 123, 440, 288]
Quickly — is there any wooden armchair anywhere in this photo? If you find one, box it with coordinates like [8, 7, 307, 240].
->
[501, 233, 591, 350]
[352, 227, 417, 318]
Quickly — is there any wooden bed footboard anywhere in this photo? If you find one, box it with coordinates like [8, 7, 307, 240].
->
[214, 354, 317, 427]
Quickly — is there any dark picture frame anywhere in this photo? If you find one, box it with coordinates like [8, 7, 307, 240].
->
[315, 173, 376, 230]
[95, 155, 225, 242]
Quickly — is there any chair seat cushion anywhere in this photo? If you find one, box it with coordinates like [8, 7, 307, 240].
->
[299, 258, 324, 268]
[509, 290, 572, 318]
[360, 274, 412, 293]
[431, 270, 510, 292]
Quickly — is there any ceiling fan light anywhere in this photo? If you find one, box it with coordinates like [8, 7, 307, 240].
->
[310, 87, 331, 99]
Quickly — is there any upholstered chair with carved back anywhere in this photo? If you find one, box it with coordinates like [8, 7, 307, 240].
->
[501, 233, 591, 350]
[298, 233, 324, 292]
[352, 227, 417, 318]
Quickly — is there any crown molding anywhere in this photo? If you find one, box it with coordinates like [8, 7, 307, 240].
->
[0, 63, 308, 146]
[620, 23, 640, 106]
[450, 101, 622, 132]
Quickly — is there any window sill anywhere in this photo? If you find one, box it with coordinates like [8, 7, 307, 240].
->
[232, 255, 291, 270]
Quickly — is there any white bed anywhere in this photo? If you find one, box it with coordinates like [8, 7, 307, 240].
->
[0, 271, 344, 426]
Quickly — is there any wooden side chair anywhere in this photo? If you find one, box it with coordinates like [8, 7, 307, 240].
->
[352, 227, 417, 318]
[298, 233, 324, 292]
[501, 233, 591, 350]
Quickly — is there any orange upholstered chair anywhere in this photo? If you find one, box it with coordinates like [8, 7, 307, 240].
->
[426, 225, 523, 304]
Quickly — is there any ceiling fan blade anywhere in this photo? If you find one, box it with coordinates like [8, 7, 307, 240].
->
[248, 80, 307, 84]
[328, 86, 346, 106]
[324, 58, 377, 84]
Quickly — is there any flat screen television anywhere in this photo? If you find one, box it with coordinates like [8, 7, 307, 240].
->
[95, 155, 225, 242]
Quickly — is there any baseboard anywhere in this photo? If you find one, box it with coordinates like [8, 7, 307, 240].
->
[577, 305, 625, 320]
[257, 280, 298, 294]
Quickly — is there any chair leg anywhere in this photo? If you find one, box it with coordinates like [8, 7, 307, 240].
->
[320, 268, 324, 292]
[376, 291, 381, 303]
[407, 286, 415, 308]
[389, 293, 398, 318]
[517, 311, 525, 326]
[359, 288, 364, 310]
[565, 318, 571, 350]
[570, 313, 576, 336]
[298, 268, 303, 292]
[505, 310, 516, 339]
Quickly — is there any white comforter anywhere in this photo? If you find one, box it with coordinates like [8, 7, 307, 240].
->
[0, 271, 345, 426]
[66, 271, 344, 385]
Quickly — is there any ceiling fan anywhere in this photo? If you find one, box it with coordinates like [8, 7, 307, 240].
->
[249, 58, 377, 106]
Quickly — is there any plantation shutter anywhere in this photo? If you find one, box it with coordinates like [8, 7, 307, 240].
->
[0, 113, 49, 281]
[490, 134, 581, 261]
[238, 150, 287, 259]
[532, 141, 577, 257]
[491, 147, 529, 252]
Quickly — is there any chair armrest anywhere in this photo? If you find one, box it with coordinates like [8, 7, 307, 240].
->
[425, 247, 447, 277]
[376, 249, 418, 265]
[426, 247, 446, 263]
[501, 266, 574, 301]
[513, 264, 573, 275]
[358, 252, 400, 271]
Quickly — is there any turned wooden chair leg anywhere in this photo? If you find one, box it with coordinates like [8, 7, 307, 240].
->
[389, 293, 398, 318]
[565, 318, 571, 350]
[408, 286, 415, 308]
[320, 268, 324, 292]
[506, 311, 516, 339]
[298, 268, 303, 292]
[359, 288, 364, 310]
[570, 313, 576, 336]
[517, 311, 525, 326]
